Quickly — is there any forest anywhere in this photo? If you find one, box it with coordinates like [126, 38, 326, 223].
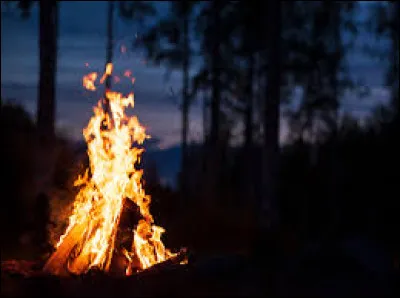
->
[1, 1, 399, 296]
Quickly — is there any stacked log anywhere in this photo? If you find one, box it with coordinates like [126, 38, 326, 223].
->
[42, 197, 187, 277]
[43, 198, 142, 276]
[42, 220, 88, 276]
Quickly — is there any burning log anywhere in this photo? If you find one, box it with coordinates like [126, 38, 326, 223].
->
[67, 247, 92, 275]
[42, 62, 186, 277]
[42, 221, 87, 276]
[130, 248, 188, 276]
[108, 198, 141, 276]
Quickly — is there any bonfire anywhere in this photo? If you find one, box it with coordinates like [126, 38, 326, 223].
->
[43, 63, 186, 277]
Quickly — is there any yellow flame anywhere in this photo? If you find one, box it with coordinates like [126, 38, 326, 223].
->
[100, 63, 113, 84]
[82, 72, 98, 91]
[56, 63, 178, 274]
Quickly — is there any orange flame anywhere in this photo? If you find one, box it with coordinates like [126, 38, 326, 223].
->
[100, 63, 113, 84]
[56, 63, 181, 275]
[82, 72, 98, 91]
[124, 70, 132, 78]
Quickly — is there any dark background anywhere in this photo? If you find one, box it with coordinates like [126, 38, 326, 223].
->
[1, 1, 399, 296]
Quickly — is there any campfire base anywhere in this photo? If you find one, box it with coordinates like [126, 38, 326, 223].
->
[2, 254, 268, 297]
[43, 236, 188, 278]
[2, 255, 192, 298]
[42, 221, 88, 276]
[128, 248, 188, 276]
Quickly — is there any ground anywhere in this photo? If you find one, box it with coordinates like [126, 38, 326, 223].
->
[2, 248, 398, 297]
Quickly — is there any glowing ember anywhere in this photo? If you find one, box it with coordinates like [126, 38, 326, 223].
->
[124, 70, 132, 78]
[46, 62, 184, 276]
[82, 72, 98, 91]
[100, 63, 113, 84]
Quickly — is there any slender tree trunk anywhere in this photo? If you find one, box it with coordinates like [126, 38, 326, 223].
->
[255, 53, 264, 142]
[391, 1, 399, 121]
[37, 0, 58, 140]
[244, 54, 254, 148]
[204, 1, 222, 204]
[104, 1, 114, 118]
[210, 1, 221, 146]
[261, 0, 281, 232]
[328, 2, 341, 238]
[35, 0, 58, 228]
[202, 90, 209, 180]
[202, 90, 209, 143]
[244, 54, 255, 203]
[255, 1, 282, 290]
[308, 14, 320, 169]
[181, 8, 190, 201]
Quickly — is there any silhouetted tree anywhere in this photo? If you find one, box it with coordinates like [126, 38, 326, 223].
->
[103, 1, 114, 118]
[17, 0, 58, 140]
[192, 1, 241, 202]
[125, 2, 197, 201]
[370, 1, 399, 122]
[262, 0, 282, 232]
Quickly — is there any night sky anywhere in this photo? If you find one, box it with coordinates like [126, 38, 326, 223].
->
[1, 1, 391, 150]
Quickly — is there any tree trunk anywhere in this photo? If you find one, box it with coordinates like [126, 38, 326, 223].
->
[202, 90, 209, 143]
[204, 1, 222, 204]
[202, 90, 209, 181]
[327, 2, 341, 238]
[261, 0, 281, 232]
[181, 8, 190, 202]
[256, 1, 282, 291]
[391, 1, 399, 121]
[37, 0, 58, 140]
[104, 1, 114, 119]
[244, 54, 255, 204]
[244, 54, 254, 148]
[209, 1, 221, 146]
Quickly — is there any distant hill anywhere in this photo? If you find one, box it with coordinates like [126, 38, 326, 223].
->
[142, 146, 181, 188]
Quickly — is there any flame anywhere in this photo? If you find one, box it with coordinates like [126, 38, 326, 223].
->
[124, 70, 132, 78]
[55, 62, 179, 275]
[100, 63, 113, 84]
[82, 72, 98, 91]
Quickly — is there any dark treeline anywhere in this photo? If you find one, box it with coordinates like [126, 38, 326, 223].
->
[1, 0, 399, 295]
[130, 0, 399, 260]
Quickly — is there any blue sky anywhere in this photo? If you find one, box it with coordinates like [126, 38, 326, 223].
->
[1, 1, 203, 148]
[1, 1, 391, 149]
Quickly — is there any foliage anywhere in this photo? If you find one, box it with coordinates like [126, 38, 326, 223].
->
[118, 1, 156, 32]
[0, 101, 79, 257]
